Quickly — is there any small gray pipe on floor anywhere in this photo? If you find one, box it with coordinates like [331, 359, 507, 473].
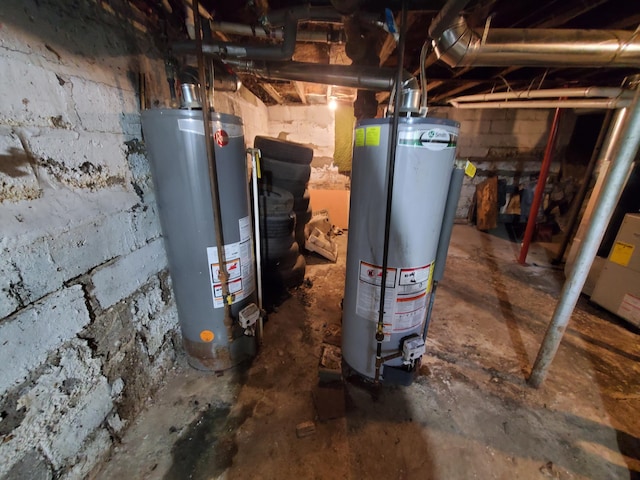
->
[528, 86, 640, 388]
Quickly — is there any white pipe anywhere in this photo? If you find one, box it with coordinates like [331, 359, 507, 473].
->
[452, 87, 633, 103]
[450, 99, 632, 109]
[528, 87, 640, 387]
[249, 149, 264, 344]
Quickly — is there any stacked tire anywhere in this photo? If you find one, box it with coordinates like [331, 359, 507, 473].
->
[255, 136, 313, 294]
[255, 136, 313, 250]
[257, 186, 306, 296]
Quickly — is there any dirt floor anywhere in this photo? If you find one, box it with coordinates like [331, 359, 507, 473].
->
[94, 225, 640, 480]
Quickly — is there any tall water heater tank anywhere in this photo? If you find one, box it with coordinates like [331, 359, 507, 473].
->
[342, 117, 459, 381]
[141, 109, 256, 371]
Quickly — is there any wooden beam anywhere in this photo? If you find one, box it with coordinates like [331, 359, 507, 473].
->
[294, 82, 307, 104]
[379, 12, 418, 66]
[261, 83, 284, 104]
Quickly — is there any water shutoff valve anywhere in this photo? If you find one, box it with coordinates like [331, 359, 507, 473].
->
[402, 335, 426, 366]
[239, 303, 260, 329]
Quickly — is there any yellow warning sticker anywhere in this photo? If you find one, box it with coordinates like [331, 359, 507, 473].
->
[610, 241, 635, 267]
[464, 160, 477, 178]
[427, 262, 435, 293]
[200, 330, 215, 342]
[365, 126, 381, 147]
[355, 128, 365, 147]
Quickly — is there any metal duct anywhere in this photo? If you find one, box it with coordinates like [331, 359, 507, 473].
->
[226, 60, 406, 91]
[432, 15, 640, 67]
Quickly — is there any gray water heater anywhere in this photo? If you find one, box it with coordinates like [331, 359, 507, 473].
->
[342, 117, 459, 381]
[141, 109, 256, 371]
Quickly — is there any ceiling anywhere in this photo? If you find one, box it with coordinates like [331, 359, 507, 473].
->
[146, 0, 640, 112]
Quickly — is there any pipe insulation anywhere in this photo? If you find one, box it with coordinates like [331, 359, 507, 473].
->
[450, 99, 633, 109]
[452, 87, 634, 103]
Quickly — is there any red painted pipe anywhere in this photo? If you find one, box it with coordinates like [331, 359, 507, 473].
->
[518, 107, 563, 264]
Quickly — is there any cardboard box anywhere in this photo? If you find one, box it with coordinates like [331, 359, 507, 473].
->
[309, 189, 350, 230]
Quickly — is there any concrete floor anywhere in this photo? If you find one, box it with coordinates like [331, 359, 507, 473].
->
[94, 225, 640, 480]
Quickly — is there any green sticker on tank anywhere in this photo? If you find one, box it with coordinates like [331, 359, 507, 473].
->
[398, 128, 457, 150]
[365, 126, 381, 146]
[355, 127, 365, 147]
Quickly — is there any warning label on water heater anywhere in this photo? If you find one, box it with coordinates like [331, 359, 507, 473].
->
[207, 216, 255, 308]
[356, 260, 433, 341]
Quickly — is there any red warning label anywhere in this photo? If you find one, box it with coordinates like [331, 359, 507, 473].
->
[214, 129, 229, 147]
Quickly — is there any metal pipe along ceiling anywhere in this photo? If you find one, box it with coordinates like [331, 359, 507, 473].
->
[431, 16, 640, 67]
[174, 6, 343, 61]
[226, 60, 403, 91]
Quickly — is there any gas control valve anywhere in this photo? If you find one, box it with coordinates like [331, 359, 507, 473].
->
[239, 303, 260, 335]
[401, 334, 426, 367]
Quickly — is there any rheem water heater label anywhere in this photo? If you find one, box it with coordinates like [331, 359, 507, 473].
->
[206, 216, 255, 308]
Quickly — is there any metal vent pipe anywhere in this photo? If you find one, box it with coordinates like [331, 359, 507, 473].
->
[432, 15, 640, 68]
[226, 60, 409, 91]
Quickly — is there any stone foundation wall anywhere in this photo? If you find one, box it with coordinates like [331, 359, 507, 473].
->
[0, 1, 268, 478]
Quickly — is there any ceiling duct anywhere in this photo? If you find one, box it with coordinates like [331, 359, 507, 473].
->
[430, 1, 640, 68]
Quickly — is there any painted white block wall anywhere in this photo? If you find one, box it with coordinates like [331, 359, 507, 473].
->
[0, 1, 269, 479]
[266, 104, 336, 163]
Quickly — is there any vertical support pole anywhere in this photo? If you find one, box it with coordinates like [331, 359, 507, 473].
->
[528, 88, 640, 388]
[518, 107, 563, 264]
[552, 110, 613, 264]
[193, 0, 234, 334]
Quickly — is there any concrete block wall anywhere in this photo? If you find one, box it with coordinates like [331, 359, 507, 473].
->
[216, 89, 269, 148]
[0, 1, 266, 478]
[429, 106, 576, 218]
[266, 104, 336, 165]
